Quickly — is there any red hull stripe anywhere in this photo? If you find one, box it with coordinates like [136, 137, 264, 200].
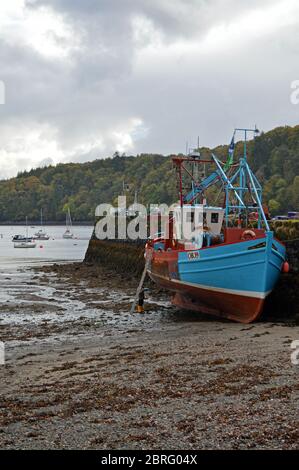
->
[148, 271, 270, 299]
[147, 270, 265, 323]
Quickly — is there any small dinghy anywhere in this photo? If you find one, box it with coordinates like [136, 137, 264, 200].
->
[14, 240, 36, 248]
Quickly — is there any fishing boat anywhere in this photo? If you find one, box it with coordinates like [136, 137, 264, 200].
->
[145, 128, 287, 323]
[34, 209, 50, 240]
[63, 208, 74, 239]
[13, 218, 36, 248]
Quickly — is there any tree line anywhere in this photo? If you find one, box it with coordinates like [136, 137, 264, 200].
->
[0, 124, 298, 222]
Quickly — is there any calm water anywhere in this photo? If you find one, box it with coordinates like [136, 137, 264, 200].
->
[0, 225, 93, 268]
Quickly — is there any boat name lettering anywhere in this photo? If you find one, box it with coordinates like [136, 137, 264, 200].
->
[188, 252, 200, 260]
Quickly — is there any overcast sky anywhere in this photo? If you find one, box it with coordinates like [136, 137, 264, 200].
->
[0, 0, 299, 178]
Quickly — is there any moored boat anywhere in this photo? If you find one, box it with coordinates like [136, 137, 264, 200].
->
[34, 209, 50, 240]
[145, 128, 287, 323]
[14, 240, 36, 248]
[12, 235, 32, 243]
[63, 208, 74, 239]
[13, 217, 36, 249]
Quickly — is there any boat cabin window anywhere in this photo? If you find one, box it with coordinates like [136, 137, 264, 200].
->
[211, 213, 219, 224]
[186, 212, 195, 223]
[172, 205, 224, 249]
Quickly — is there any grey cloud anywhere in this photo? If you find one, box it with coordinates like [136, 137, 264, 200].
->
[0, 0, 298, 177]
[27, 0, 277, 40]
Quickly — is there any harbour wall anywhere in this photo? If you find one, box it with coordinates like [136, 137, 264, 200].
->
[84, 237, 145, 277]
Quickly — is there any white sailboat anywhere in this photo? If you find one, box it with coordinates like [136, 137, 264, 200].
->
[63, 208, 74, 239]
[34, 209, 50, 240]
[14, 217, 36, 248]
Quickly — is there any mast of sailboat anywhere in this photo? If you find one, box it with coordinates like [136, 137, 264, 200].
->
[65, 207, 73, 232]
[68, 208, 72, 229]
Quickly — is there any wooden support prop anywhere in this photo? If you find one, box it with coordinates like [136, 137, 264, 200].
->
[130, 251, 152, 314]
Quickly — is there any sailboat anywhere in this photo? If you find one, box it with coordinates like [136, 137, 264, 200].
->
[34, 209, 50, 240]
[145, 128, 288, 323]
[63, 208, 74, 239]
[14, 217, 36, 248]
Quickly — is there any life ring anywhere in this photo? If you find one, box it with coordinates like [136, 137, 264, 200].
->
[241, 229, 256, 241]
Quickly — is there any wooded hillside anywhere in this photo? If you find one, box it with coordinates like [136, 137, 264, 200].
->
[0, 124, 298, 222]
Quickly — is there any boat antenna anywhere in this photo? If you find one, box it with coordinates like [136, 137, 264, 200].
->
[234, 127, 260, 161]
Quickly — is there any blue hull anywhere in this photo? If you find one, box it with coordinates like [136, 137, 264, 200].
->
[177, 231, 285, 300]
[147, 231, 286, 322]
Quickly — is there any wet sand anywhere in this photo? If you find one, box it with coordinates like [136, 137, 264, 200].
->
[0, 262, 298, 449]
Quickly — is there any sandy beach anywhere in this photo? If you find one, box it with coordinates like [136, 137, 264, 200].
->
[0, 261, 298, 450]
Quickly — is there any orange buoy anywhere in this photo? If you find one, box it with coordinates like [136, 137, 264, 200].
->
[282, 261, 290, 273]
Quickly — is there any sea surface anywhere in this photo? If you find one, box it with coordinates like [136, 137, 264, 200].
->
[0, 224, 96, 345]
[0, 225, 93, 268]
[0, 224, 179, 348]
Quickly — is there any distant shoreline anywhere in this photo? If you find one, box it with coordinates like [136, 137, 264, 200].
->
[0, 221, 94, 226]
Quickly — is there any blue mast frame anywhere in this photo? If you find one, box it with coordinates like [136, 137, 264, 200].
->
[175, 127, 270, 232]
[217, 127, 270, 231]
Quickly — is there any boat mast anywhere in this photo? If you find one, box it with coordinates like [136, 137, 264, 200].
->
[224, 127, 270, 231]
[172, 127, 270, 231]
[67, 208, 73, 232]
